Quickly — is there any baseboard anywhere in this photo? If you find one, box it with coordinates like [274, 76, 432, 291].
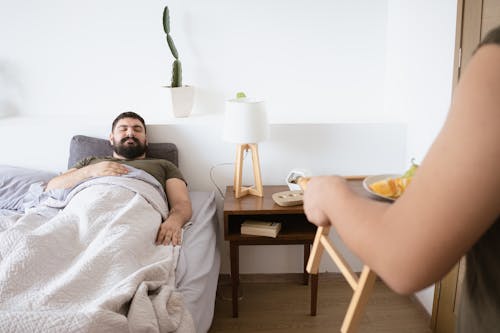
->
[218, 273, 306, 285]
[217, 272, 378, 285]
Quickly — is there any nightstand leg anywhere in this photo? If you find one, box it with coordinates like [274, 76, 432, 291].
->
[230, 242, 239, 318]
[303, 244, 310, 285]
[311, 273, 318, 316]
[305, 243, 318, 316]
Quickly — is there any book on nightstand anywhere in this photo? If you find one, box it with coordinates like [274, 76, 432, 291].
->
[240, 220, 282, 238]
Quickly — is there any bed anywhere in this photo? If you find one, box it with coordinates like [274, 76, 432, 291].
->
[0, 135, 220, 333]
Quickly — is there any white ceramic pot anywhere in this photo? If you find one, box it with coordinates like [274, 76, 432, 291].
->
[165, 85, 195, 118]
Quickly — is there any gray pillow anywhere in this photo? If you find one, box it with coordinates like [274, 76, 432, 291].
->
[0, 165, 57, 211]
[68, 135, 179, 169]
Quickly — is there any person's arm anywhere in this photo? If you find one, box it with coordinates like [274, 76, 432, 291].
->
[303, 44, 500, 294]
[45, 162, 129, 190]
[156, 178, 192, 246]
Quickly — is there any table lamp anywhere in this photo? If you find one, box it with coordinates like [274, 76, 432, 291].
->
[223, 96, 269, 199]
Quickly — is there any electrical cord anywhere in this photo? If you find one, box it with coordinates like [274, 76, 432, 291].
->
[209, 163, 233, 198]
[209, 151, 248, 199]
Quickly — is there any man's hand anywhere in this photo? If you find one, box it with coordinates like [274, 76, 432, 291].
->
[156, 178, 192, 246]
[46, 161, 129, 191]
[156, 216, 184, 246]
[85, 161, 129, 178]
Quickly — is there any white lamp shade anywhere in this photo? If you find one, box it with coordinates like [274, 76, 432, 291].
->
[223, 98, 269, 143]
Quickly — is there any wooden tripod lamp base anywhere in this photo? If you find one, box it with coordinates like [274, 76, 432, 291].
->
[233, 143, 263, 199]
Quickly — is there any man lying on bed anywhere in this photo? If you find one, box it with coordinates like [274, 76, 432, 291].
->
[46, 111, 192, 246]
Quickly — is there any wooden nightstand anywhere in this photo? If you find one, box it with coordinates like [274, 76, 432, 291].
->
[223, 185, 318, 318]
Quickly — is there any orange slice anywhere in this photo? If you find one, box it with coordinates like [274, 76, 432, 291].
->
[369, 178, 397, 197]
[370, 177, 412, 199]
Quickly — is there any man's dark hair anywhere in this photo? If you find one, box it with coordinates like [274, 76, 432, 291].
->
[111, 111, 147, 133]
[477, 25, 500, 50]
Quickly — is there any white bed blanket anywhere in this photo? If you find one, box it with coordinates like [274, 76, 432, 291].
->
[0, 176, 195, 332]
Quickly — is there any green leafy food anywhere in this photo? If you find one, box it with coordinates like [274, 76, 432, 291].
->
[402, 159, 419, 178]
[236, 92, 247, 99]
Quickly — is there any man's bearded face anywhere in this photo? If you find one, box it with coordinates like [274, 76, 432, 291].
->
[110, 118, 148, 159]
[113, 136, 147, 159]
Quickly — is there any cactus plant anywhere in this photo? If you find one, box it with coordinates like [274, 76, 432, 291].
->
[163, 6, 182, 87]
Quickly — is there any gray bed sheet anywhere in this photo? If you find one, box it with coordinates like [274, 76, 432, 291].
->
[177, 191, 220, 333]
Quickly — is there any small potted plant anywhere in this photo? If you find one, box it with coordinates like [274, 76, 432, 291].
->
[163, 6, 194, 118]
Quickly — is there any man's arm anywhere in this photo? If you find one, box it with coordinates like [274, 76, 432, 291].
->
[156, 178, 192, 246]
[45, 162, 129, 190]
[303, 45, 500, 294]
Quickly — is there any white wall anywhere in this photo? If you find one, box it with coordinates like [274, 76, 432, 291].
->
[385, 0, 456, 162]
[0, 0, 389, 123]
[0, 0, 458, 315]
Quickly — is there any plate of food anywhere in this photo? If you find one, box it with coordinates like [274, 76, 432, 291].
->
[363, 174, 404, 201]
[363, 161, 418, 201]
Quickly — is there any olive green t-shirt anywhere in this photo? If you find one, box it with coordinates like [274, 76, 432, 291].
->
[73, 157, 185, 193]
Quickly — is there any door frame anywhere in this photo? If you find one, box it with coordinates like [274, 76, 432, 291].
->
[430, 0, 485, 331]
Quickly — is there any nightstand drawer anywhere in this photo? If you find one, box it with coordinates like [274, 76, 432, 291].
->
[225, 213, 316, 241]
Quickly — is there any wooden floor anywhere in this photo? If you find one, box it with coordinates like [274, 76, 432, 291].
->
[209, 274, 432, 333]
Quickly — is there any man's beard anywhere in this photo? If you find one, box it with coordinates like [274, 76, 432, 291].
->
[113, 137, 147, 159]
